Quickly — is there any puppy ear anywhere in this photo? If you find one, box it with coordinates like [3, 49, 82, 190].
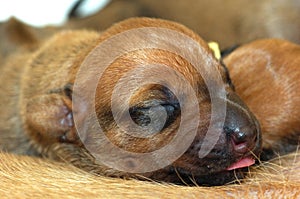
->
[3, 17, 38, 50]
[25, 91, 79, 144]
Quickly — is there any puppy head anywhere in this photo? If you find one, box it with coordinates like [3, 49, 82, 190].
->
[23, 18, 261, 185]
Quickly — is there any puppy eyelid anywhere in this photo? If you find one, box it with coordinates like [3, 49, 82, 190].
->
[129, 101, 180, 129]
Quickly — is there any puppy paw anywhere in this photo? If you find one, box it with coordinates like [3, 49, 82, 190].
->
[25, 92, 79, 144]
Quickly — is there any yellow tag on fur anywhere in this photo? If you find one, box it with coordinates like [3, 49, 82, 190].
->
[208, 42, 221, 60]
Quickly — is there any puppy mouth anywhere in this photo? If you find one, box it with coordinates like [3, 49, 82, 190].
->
[180, 154, 257, 174]
[165, 129, 262, 186]
[205, 136, 261, 173]
[225, 156, 255, 170]
[165, 154, 257, 186]
[162, 164, 250, 186]
[225, 135, 261, 171]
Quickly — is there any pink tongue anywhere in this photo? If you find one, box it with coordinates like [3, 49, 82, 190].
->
[226, 157, 255, 171]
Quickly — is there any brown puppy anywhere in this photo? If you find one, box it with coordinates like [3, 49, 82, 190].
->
[0, 151, 299, 198]
[223, 39, 300, 160]
[67, 0, 300, 49]
[0, 17, 261, 186]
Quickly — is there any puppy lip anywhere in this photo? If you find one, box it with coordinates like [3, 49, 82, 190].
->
[225, 157, 255, 171]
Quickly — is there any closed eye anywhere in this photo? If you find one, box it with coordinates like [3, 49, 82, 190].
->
[129, 101, 180, 131]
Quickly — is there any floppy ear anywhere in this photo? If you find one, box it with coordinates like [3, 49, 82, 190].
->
[25, 90, 79, 144]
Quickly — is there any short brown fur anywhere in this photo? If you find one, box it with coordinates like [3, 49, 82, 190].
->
[0, 17, 299, 197]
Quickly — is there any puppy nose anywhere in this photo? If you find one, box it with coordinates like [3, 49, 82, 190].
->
[225, 126, 257, 154]
[224, 95, 259, 154]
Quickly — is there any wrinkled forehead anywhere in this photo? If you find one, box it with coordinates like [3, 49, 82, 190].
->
[95, 48, 214, 94]
[91, 49, 229, 111]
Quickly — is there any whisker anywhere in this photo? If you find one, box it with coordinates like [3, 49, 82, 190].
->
[174, 167, 189, 186]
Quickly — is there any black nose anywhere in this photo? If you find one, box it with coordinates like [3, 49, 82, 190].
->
[224, 94, 259, 154]
[232, 128, 248, 144]
[224, 125, 257, 154]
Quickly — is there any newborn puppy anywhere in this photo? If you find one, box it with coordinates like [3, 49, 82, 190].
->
[0, 17, 261, 185]
[223, 39, 300, 160]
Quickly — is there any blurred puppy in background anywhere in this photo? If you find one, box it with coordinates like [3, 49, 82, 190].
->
[67, 0, 300, 49]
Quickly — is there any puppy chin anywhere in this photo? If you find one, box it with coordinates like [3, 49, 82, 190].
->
[143, 164, 249, 186]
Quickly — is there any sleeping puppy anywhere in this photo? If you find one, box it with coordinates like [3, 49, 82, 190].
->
[223, 39, 300, 160]
[0, 17, 261, 185]
[0, 33, 299, 197]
